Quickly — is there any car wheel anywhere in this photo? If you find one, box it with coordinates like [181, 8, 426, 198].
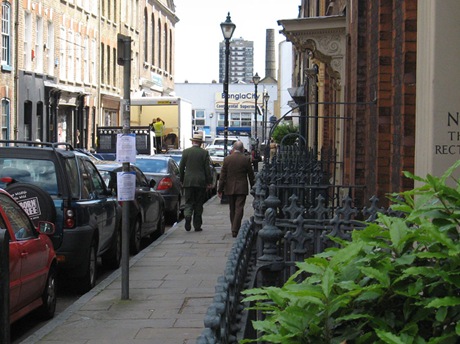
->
[166, 201, 179, 225]
[130, 218, 142, 255]
[36, 266, 57, 320]
[77, 239, 97, 293]
[102, 225, 122, 269]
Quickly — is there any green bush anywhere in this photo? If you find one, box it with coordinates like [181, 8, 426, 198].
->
[242, 161, 460, 343]
[271, 123, 299, 145]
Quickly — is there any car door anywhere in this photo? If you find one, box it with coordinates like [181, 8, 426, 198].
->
[0, 194, 48, 310]
[169, 159, 184, 208]
[0, 205, 20, 314]
[80, 158, 119, 253]
[134, 167, 161, 234]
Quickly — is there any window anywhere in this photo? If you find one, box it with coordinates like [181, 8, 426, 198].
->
[112, 47, 116, 88]
[1, 2, 11, 68]
[67, 30, 74, 81]
[84, 36, 89, 83]
[157, 18, 161, 69]
[24, 12, 32, 70]
[1, 98, 9, 139]
[193, 110, 205, 126]
[106, 44, 110, 85]
[164, 23, 168, 72]
[75, 33, 81, 82]
[59, 27, 66, 79]
[91, 39, 96, 84]
[151, 14, 155, 65]
[217, 112, 251, 127]
[35, 16, 43, 73]
[0, 193, 36, 240]
[101, 43, 105, 84]
[143, 9, 148, 63]
[47, 22, 54, 76]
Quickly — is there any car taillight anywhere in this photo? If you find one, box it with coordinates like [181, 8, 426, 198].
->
[64, 208, 75, 228]
[157, 177, 173, 190]
[0, 177, 13, 183]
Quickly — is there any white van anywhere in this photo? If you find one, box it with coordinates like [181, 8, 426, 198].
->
[210, 136, 252, 152]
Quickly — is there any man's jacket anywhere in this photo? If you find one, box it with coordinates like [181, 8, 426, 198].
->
[218, 151, 255, 195]
[179, 146, 212, 188]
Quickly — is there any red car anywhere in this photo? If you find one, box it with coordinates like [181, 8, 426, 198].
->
[0, 188, 57, 324]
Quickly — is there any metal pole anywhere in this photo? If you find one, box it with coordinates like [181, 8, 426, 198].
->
[223, 37, 230, 158]
[118, 34, 131, 300]
[0, 229, 10, 343]
[263, 97, 267, 143]
[254, 83, 258, 143]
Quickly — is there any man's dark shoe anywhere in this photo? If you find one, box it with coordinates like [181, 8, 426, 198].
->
[185, 216, 191, 231]
[194, 227, 202, 232]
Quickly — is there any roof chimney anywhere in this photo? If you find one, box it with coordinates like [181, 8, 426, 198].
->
[265, 29, 276, 79]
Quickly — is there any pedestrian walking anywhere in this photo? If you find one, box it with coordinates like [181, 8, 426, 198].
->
[218, 141, 255, 238]
[179, 132, 213, 232]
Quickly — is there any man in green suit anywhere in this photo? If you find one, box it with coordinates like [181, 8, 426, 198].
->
[179, 132, 213, 232]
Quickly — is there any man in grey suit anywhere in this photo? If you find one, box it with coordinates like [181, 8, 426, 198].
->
[179, 132, 213, 232]
[218, 141, 255, 238]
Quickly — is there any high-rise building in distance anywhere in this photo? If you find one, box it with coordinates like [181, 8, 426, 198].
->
[219, 37, 254, 84]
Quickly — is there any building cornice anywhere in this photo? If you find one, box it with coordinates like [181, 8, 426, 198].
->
[278, 15, 346, 81]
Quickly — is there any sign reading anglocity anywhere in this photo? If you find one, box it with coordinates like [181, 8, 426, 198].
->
[215, 92, 260, 110]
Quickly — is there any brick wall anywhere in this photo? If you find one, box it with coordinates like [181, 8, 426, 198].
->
[347, 0, 417, 207]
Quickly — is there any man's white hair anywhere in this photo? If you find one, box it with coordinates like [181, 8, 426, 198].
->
[233, 140, 244, 152]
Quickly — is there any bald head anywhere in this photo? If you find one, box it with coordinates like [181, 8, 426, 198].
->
[233, 141, 244, 152]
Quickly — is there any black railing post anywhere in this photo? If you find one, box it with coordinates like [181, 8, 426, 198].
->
[257, 185, 283, 287]
[0, 228, 10, 343]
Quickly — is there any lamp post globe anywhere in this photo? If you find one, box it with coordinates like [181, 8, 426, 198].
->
[221, 13, 236, 157]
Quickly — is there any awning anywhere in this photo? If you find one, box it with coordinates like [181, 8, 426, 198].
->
[44, 80, 87, 94]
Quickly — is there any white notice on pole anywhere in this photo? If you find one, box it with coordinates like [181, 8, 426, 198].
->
[116, 133, 136, 163]
[117, 172, 136, 201]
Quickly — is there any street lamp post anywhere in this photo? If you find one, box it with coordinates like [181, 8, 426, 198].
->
[252, 73, 260, 144]
[220, 13, 236, 158]
[263, 90, 270, 143]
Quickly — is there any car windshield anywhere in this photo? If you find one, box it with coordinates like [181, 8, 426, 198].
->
[135, 158, 168, 173]
[0, 158, 58, 195]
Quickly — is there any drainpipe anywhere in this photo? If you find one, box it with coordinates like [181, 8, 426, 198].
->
[13, 0, 19, 139]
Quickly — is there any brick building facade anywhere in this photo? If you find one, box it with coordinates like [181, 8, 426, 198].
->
[278, 0, 417, 207]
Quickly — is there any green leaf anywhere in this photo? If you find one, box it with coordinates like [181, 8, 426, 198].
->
[360, 266, 391, 288]
[426, 297, 460, 308]
[374, 329, 407, 344]
[321, 267, 334, 298]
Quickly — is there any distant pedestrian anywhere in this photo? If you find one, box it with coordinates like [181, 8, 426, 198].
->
[179, 132, 213, 232]
[218, 141, 255, 238]
[269, 138, 277, 160]
[153, 117, 165, 152]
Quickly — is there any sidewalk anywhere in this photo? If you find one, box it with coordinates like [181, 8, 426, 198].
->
[22, 195, 254, 344]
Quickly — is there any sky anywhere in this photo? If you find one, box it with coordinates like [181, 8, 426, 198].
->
[173, 0, 299, 83]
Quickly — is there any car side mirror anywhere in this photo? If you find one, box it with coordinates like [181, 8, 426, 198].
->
[38, 221, 55, 235]
[149, 179, 156, 188]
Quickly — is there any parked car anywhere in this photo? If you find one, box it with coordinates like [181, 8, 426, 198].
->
[0, 188, 57, 324]
[134, 155, 183, 225]
[206, 146, 226, 177]
[94, 161, 166, 254]
[0, 140, 122, 293]
[164, 149, 218, 198]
